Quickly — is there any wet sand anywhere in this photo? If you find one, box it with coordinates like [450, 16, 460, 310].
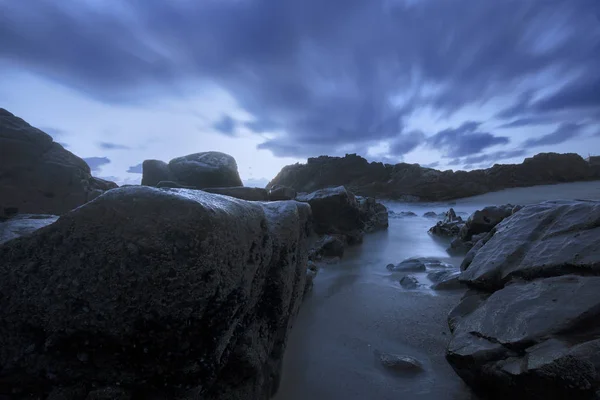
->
[274, 181, 600, 400]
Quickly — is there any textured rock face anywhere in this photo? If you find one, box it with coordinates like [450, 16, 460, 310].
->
[268, 185, 297, 201]
[142, 152, 243, 190]
[267, 152, 600, 200]
[0, 108, 118, 217]
[203, 186, 269, 201]
[356, 196, 389, 232]
[447, 200, 600, 400]
[0, 186, 311, 400]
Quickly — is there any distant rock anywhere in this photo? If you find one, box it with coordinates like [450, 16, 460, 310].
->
[0, 214, 58, 245]
[446, 200, 600, 400]
[423, 211, 438, 218]
[203, 186, 269, 201]
[428, 208, 465, 237]
[388, 210, 417, 218]
[267, 152, 600, 201]
[399, 275, 419, 289]
[0, 186, 311, 399]
[268, 185, 297, 201]
[357, 196, 389, 232]
[142, 151, 243, 190]
[0, 108, 118, 217]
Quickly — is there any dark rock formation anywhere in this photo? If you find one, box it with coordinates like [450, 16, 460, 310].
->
[0, 186, 311, 400]
[0, 213, 58, 245]
[447, 200, 600, 400]
[142, 152, 243, 190]
[399, 275, 419, 289]
[268, 185, 297, 201]
[356, 196, 389, 232]
[429, 208, 465, 237]
[203, 186, 269, 201]
[0, 108, 118, 217]
[267, 152, 600, 201]
[388, 257, 453, 272]
[376, 351, 423, 372]
[311, 234, 346, 259]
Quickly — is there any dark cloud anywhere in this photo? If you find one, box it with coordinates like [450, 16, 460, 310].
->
[523, 122, 583, 148]
[533, 76, 600, 112]
[1, 0, 598, 159]
[428, 121, 509, 158]
[99, 141, 131, 150]
[127, 163, 143, 174]
[83, 156, 111, 173]
[213, 115, 237, 136]
[389, 130, 425, 155]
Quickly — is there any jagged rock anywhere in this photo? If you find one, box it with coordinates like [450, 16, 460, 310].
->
[0, 213, 59, 245]
[268, 185, 297, 201]
[169, 152, 243, 188]
[203, 186, 269, 201]
[446, 200, 600, 400]
[0, 186, 311, 400]
[267, 152, 600, 201]
[356, 196, 389, 232]
[0, 108, 117, 217]
[399, 275, 419, 289]
[429, 208, 465, 237]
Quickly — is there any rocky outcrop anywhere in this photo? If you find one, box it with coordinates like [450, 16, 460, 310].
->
[0, 186, 311, 400]
[268, 185, 297, 201]
[446, 200, 600, 400]
[356, 196, 389, 232]
[203, 186, 269, 201]
[267, 152, 600, 201]
[142, 152, 243, 190]
[0, 108, 118, 217]
[430, 205, 518, 255]
[0, 213, 58, 245]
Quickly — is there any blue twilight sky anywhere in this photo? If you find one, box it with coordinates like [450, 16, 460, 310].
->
[1, 0, 599, 186]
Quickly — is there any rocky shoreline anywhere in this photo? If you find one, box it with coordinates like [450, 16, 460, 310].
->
[2, 108, 600, 399]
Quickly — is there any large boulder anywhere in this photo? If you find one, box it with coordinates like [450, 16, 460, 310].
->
[446, 200, 600, 399]
[0, 108, 117, 217]
[203, 186, 269, 201]
[0, 186, 311, 400]
[356, 196, 389, 232]
[267, 152, 600, 201]
[268, 185, 297, 201]
[169, 152, 243, 188]
[141, 159, 172, 186]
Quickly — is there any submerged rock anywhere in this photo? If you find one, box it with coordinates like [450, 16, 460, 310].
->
[400, 275, 419, 289]
[388, 257, 453, 272]
[0, 186, 311, 399]
[0, 108, 118, 217]
[446, 200, 600, 400]
[376, 351, 423, 372]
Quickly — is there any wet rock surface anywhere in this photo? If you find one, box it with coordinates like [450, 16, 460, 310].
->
[376, 351, 424, 373]
[0, 186, 311, 400]
[0, 213, 59, 245]
[447, 200, 600, 400]
[203, 186, 269, 201]
[399, 275, 419, 289]
[0, 108, 117, 217]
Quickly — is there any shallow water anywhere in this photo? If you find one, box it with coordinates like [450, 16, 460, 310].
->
[274, 181, 600, 400]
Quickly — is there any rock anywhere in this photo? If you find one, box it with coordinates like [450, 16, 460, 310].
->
[428, 208, 465, 237]
[203, 186, 269, 201]
[446, 200, 600, 399]
[0, 213, 59, 245]
[431, 272, 463, 290]
[460, 200, 600, 290]
[304, 261, 320, 296]
[399, 275, 419, 289]
[388, 257, 453, 272]
[423, 211, 438, 218]
[461, 204, 514, 240]
[376, 351, 423, 372]
[268, 185, 297, 201]
[356, 196, 389, 232]
[0, 108, 118, 217]
[169, 151, 243, 188]
[0, 186, 311, 399]
[266, 152, 599, 201]
[312, 235, 346, 258]
[156, 180, 195, 189]
[141, 159, 173, 186]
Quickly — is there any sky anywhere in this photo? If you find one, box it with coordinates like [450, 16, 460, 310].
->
[1, 0, 599, 186]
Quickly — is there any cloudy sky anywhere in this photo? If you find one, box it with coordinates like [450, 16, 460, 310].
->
[1, 0, 599, 186]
